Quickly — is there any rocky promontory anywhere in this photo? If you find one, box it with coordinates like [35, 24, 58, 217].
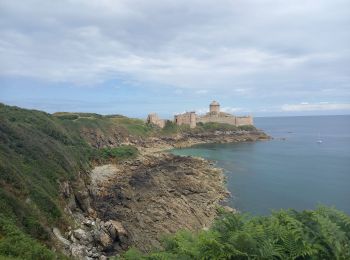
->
[52, 130, 268, 259]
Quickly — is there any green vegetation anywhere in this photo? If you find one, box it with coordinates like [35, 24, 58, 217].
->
[237, 125, 257, 131]
[160, 120, 186, 135]
[0, 104, 143, 259]
[120, 206, 350, 259]
[98, 145, 139, 162]
[0, 217, 56, 260]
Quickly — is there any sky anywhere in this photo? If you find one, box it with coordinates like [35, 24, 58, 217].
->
[0, 0, 350, 118]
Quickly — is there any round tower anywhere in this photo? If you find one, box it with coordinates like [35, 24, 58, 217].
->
[210, 101, 220, 114]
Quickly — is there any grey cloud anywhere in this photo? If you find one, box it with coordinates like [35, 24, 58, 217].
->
[0, 0, 349, 108]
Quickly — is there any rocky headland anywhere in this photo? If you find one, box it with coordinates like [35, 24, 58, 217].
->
[53, 130, 269, 259]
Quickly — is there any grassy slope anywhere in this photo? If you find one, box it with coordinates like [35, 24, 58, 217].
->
[0, 104, 147, 259]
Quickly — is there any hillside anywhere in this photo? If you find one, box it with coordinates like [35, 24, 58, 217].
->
[0, 104, 150, 259]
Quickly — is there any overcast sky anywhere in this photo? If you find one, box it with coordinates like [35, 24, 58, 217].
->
[1, 0, 350, 118]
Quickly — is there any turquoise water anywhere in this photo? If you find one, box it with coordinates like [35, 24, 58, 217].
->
[171, 115, 350, 215]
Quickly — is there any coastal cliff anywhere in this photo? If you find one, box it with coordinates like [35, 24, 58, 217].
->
[52, 130, 268, 259]
[0, 104, 268, 259]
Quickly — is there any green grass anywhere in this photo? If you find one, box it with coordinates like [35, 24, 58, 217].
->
[98, 145, 139, 162]
[0, 104, 149, 258]
[119, 206, 350, 260]
[0, 217, 56, 260]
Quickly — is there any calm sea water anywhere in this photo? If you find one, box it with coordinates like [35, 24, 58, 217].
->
[172, 115, 350, 215]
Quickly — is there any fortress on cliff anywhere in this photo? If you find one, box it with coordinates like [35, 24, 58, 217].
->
[147, 101, 253, 129]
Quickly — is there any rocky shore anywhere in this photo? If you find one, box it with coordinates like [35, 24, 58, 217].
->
[53, 130, 269, 259]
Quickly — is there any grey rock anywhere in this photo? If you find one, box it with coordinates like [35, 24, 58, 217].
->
[70, 244, 87, 259]
[53, 227, 71, 247]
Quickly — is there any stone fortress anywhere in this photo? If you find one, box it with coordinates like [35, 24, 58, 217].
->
[147, 101, 253, 129]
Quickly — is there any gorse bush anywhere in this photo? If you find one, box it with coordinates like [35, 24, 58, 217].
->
[120, 206, 350, 260]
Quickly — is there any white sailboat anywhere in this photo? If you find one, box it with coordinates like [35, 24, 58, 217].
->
[317, 133, 323, 144]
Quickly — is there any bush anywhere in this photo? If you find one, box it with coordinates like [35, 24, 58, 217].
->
[99, 145, 138, 161]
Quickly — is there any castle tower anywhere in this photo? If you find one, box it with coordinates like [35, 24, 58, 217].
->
[210, 101, 220, 114]
[189, 111, 196, 129]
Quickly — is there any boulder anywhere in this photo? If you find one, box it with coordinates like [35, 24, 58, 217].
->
[73, 228, 93, 243]
[70, 244, 87, 259]
[53, 227, 71, 247]
[105, 220, 127, 242]
[98, 230, 113, 248]
[75, 190, 91, 212]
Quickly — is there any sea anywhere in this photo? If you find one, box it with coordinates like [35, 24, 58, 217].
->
[171, 115, 350, 215]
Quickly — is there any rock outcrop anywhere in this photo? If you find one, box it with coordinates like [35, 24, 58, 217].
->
[93, 153, 229, 252]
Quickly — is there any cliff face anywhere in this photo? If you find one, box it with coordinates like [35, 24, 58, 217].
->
[53, 153, 229, 258]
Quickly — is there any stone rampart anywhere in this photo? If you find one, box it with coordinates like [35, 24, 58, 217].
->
[235, 116, 253, 126]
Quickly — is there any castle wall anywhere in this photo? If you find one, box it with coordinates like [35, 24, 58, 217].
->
[147, 113, 165, 128]
[197, 114, 253, 126]
[235, 116, 253, 126]
[197, 114, 236, 125]
[174, 112, 196, 128]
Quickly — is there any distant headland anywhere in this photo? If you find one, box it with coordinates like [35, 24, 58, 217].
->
[147, 101, 253, 129]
